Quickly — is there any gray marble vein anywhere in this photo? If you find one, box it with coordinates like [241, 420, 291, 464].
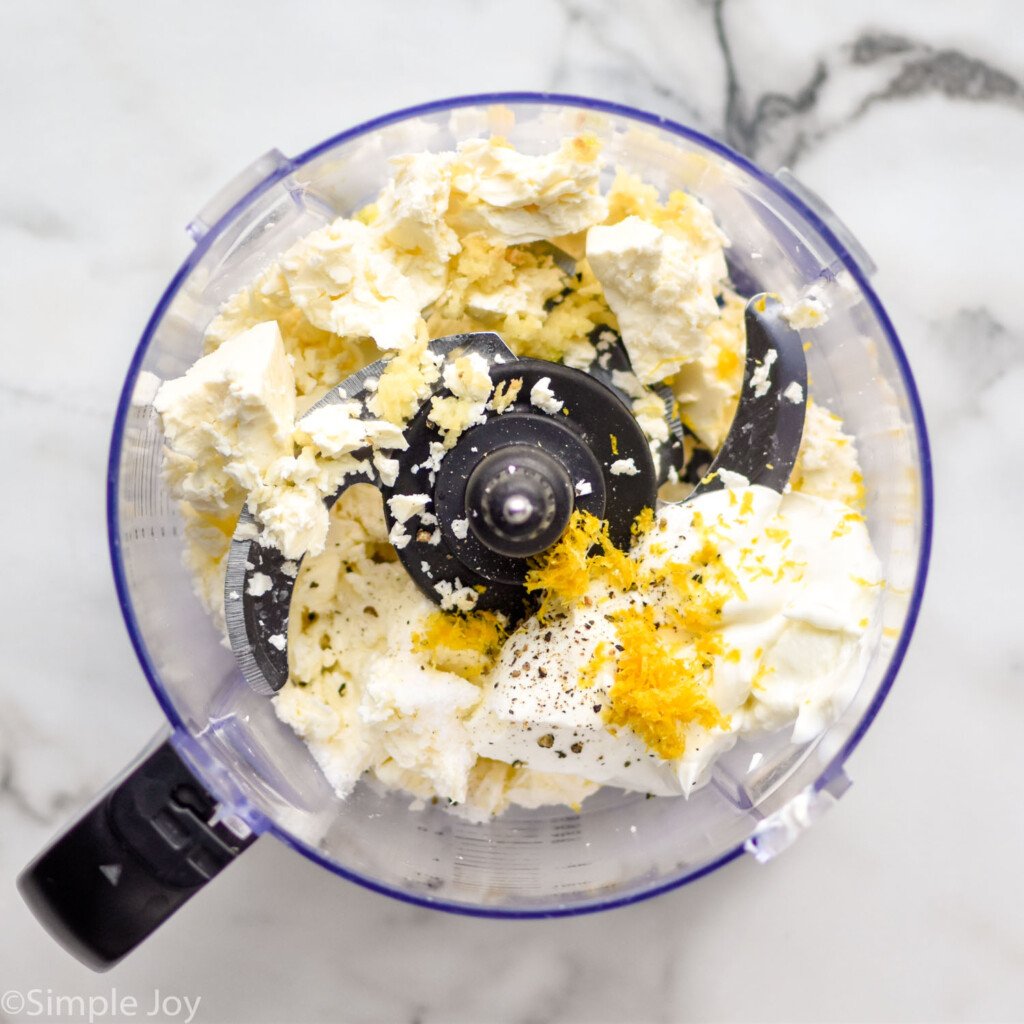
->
[717, 0, 1024, 166]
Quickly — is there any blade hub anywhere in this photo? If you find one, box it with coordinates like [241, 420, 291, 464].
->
[466, 444, 574, 558]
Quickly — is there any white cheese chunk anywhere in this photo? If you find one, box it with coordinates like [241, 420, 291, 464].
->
[587, 216, 725, 384]
[154, 321, 296, 517]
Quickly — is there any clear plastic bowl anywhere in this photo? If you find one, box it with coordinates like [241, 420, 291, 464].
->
[109, 94, 932, 916]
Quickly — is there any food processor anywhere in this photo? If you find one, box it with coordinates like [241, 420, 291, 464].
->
[18, 94, 932, 971]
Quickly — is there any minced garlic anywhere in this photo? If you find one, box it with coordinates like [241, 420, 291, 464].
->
[367, 337, 442, 426]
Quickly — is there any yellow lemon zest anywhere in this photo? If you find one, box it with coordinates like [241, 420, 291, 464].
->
[603, 604, 729, 759]
[631, 506, 656, 538]
[526, 505, 743, 760]
[578, 641, 611, 689]
[831, 510, 866, 539]
[525, 510, 639, 620]
[412, 610, 508, 683]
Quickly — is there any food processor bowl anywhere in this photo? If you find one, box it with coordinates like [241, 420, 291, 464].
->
[20, 94, 932, 968]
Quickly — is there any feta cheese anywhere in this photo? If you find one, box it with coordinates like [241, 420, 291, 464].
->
[442, 352, 492, 402]
[234, 521, 259, 541]
[587, 216, 726, 384]
[373, 452, 400, 487]
[246, 572, 273, 597]
[388, 493, 431, 524]
[784, 294, 829, 329]
[426, 353, 495, 448]
[610, 458, 639, 476]
[154, 321, 296, 517]
[561, 338, 598, 371]
[373, 150, 461, 308]
[529, 377, 564, 415]
[450, 135, 608, 244]
[281, 218, 428, 350]
[670, 291, 746, 451]
[433, 578, 479, 613]
[750, 349, 778, 399]
[388, 520, 411, 550]
[790, 403, 865, 507]
[250, 474, 329, 561]
[297, 401, 408, 458]
[783, 381, 804, 405]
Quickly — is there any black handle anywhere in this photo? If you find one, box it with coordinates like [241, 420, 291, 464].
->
[17, 734, 256, 971]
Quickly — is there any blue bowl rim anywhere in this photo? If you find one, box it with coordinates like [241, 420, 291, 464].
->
[106, 91, 934, 919]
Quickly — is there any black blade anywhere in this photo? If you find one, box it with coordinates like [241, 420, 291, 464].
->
[686, 293, 808, 501]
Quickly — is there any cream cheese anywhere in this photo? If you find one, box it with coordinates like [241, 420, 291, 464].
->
[471, 485, 881, 796]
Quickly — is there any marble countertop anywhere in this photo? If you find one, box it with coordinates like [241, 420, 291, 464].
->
[2, 2, 1022, 1021]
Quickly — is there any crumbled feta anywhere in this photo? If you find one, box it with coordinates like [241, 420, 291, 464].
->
[750, 349, 778, 399]
[388, 521, 411, 549]
[434, 578, 479, 612]
[784, 294, 829, 330]
[247, 572, 273, 597]
[154, 321, 296, 517]
[443, 352, 493, 402]
[388, 493, 431, 524]
[783, 381, 804, 405]
[373, 452, 400, 487]
[430, 356, 494, 448]
[587, 216, 726, 384]
[530, 377, 564, 415]
[449, 134, 608, 244]
[234, 521, 259, 541]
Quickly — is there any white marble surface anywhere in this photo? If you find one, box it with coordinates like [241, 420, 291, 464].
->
[1, 2, 1022, 1021]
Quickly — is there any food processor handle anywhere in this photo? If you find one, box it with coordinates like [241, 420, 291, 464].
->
[17, 733, 257, 971]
